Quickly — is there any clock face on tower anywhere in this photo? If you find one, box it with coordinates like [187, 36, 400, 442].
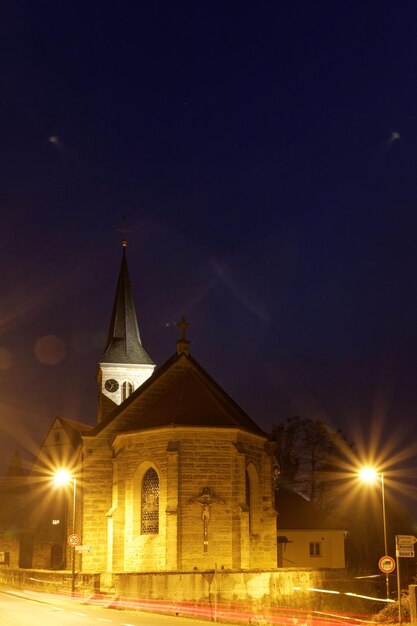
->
[104, 378, 119, 393]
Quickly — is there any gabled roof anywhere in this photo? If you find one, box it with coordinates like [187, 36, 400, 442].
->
[27, 417, 93, 481]
[89, 352, 266, 438]
[276, 487, 346, 530]
[100, 241, 154, 366]
[31, 417, 93, 468]
[58, 417, 94, 447]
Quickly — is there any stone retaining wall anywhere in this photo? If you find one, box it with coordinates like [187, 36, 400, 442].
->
[2, 566, 379, 620]
[113, 568, 324, 613]
[0, 567, 100, 596]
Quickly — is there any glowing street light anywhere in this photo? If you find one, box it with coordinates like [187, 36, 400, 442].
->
[358, 466, 389, 599]
[53, 469, 77, 595]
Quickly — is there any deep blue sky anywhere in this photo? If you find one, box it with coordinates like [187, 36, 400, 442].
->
[1, 1, 417, 491]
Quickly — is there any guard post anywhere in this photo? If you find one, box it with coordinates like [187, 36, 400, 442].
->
[409, 585, 417, 625]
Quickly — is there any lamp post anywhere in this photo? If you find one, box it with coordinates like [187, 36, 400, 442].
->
[54, 470, 77, 595]
[359, 467, 389, 599]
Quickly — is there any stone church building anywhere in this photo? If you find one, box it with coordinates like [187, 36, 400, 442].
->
[1, 242, 277, 575]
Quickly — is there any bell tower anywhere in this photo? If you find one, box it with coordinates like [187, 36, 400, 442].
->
[97, 240, 155, 422]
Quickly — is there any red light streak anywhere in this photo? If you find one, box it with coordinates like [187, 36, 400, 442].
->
[20, 589, 379, 625]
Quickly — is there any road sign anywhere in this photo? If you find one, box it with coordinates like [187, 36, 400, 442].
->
[379, 556, 396, 573]
[75, 545, 91, 552]
[67, 533, 81, 547]
[396, 549, 415, 558]
[396, 535, 417, 545]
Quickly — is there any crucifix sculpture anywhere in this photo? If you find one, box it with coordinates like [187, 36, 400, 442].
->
[189, 486, 224, 552]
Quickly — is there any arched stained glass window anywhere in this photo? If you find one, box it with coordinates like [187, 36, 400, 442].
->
[141, 468, 159, 534]
[122, 381, 133, 401]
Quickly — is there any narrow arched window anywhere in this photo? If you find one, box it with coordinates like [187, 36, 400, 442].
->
[122, 381, 133, 401]
[141, 468, 159, 534]
[246, 470, 252, 533]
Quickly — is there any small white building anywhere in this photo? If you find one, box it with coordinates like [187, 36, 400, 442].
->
[276, 488, 346, 568]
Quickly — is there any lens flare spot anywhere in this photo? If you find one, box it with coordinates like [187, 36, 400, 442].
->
[34, 335, 66, 365]
[71, 333, 90, 354]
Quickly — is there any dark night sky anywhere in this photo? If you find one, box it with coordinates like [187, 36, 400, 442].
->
[1, 1, 417, 496]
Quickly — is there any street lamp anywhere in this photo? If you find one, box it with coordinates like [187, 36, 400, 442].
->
[53, 470, 77, 595]
[359, 466, 389, 599]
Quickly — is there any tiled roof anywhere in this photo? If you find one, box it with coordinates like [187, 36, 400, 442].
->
[276, 487, 346, 530]
[92, 352, 266, 437]
[124, 362, 264, 433]
[58, 417, 94, 447]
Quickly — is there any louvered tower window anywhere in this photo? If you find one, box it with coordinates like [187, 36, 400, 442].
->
[141, 468, 159, 534]
[122, 381, 133, 401]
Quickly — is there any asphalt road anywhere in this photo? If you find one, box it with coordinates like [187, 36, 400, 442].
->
[0, 588, 214, 626]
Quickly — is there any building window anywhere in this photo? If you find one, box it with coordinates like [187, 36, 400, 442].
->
[309, 542, 322, 557]
[141, 468, 159, 534]
[245, 470, 251, 533]
[52, 519, 60, 525]
[245, 471, 251, 507]
[122, 381, 133, 401]
[51, 544, 63, 570]
[246, 463, 258, 535]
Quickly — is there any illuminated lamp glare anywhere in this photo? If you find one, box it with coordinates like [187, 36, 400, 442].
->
[358, 466, 379, 483]
[53, 469, 72, 485]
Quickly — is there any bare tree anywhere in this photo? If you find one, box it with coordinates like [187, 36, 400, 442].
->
[271, 416, 351, 510]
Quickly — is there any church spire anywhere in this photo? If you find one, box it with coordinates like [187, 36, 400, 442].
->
[98, 241, 155, 422]
[101, 240, 154, 366]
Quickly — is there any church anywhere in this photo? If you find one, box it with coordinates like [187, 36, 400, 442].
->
[5, 241, 277, 576]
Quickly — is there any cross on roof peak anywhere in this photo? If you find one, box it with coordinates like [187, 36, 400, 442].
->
[176, 317, 190, 356]
[117, 214, 133, 233]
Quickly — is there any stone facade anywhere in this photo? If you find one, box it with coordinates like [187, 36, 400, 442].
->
[81, 424, 276, 573]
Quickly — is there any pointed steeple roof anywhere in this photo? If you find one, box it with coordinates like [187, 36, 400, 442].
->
[100, 241, 154, 365]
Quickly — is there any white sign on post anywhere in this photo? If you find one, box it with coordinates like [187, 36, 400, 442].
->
[67, 533, 81, 547]
[396, 535, 417, 545]
[378, 556, 395, 573]
[395, 534, 417, 625]
[396, 549, 415, 558]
